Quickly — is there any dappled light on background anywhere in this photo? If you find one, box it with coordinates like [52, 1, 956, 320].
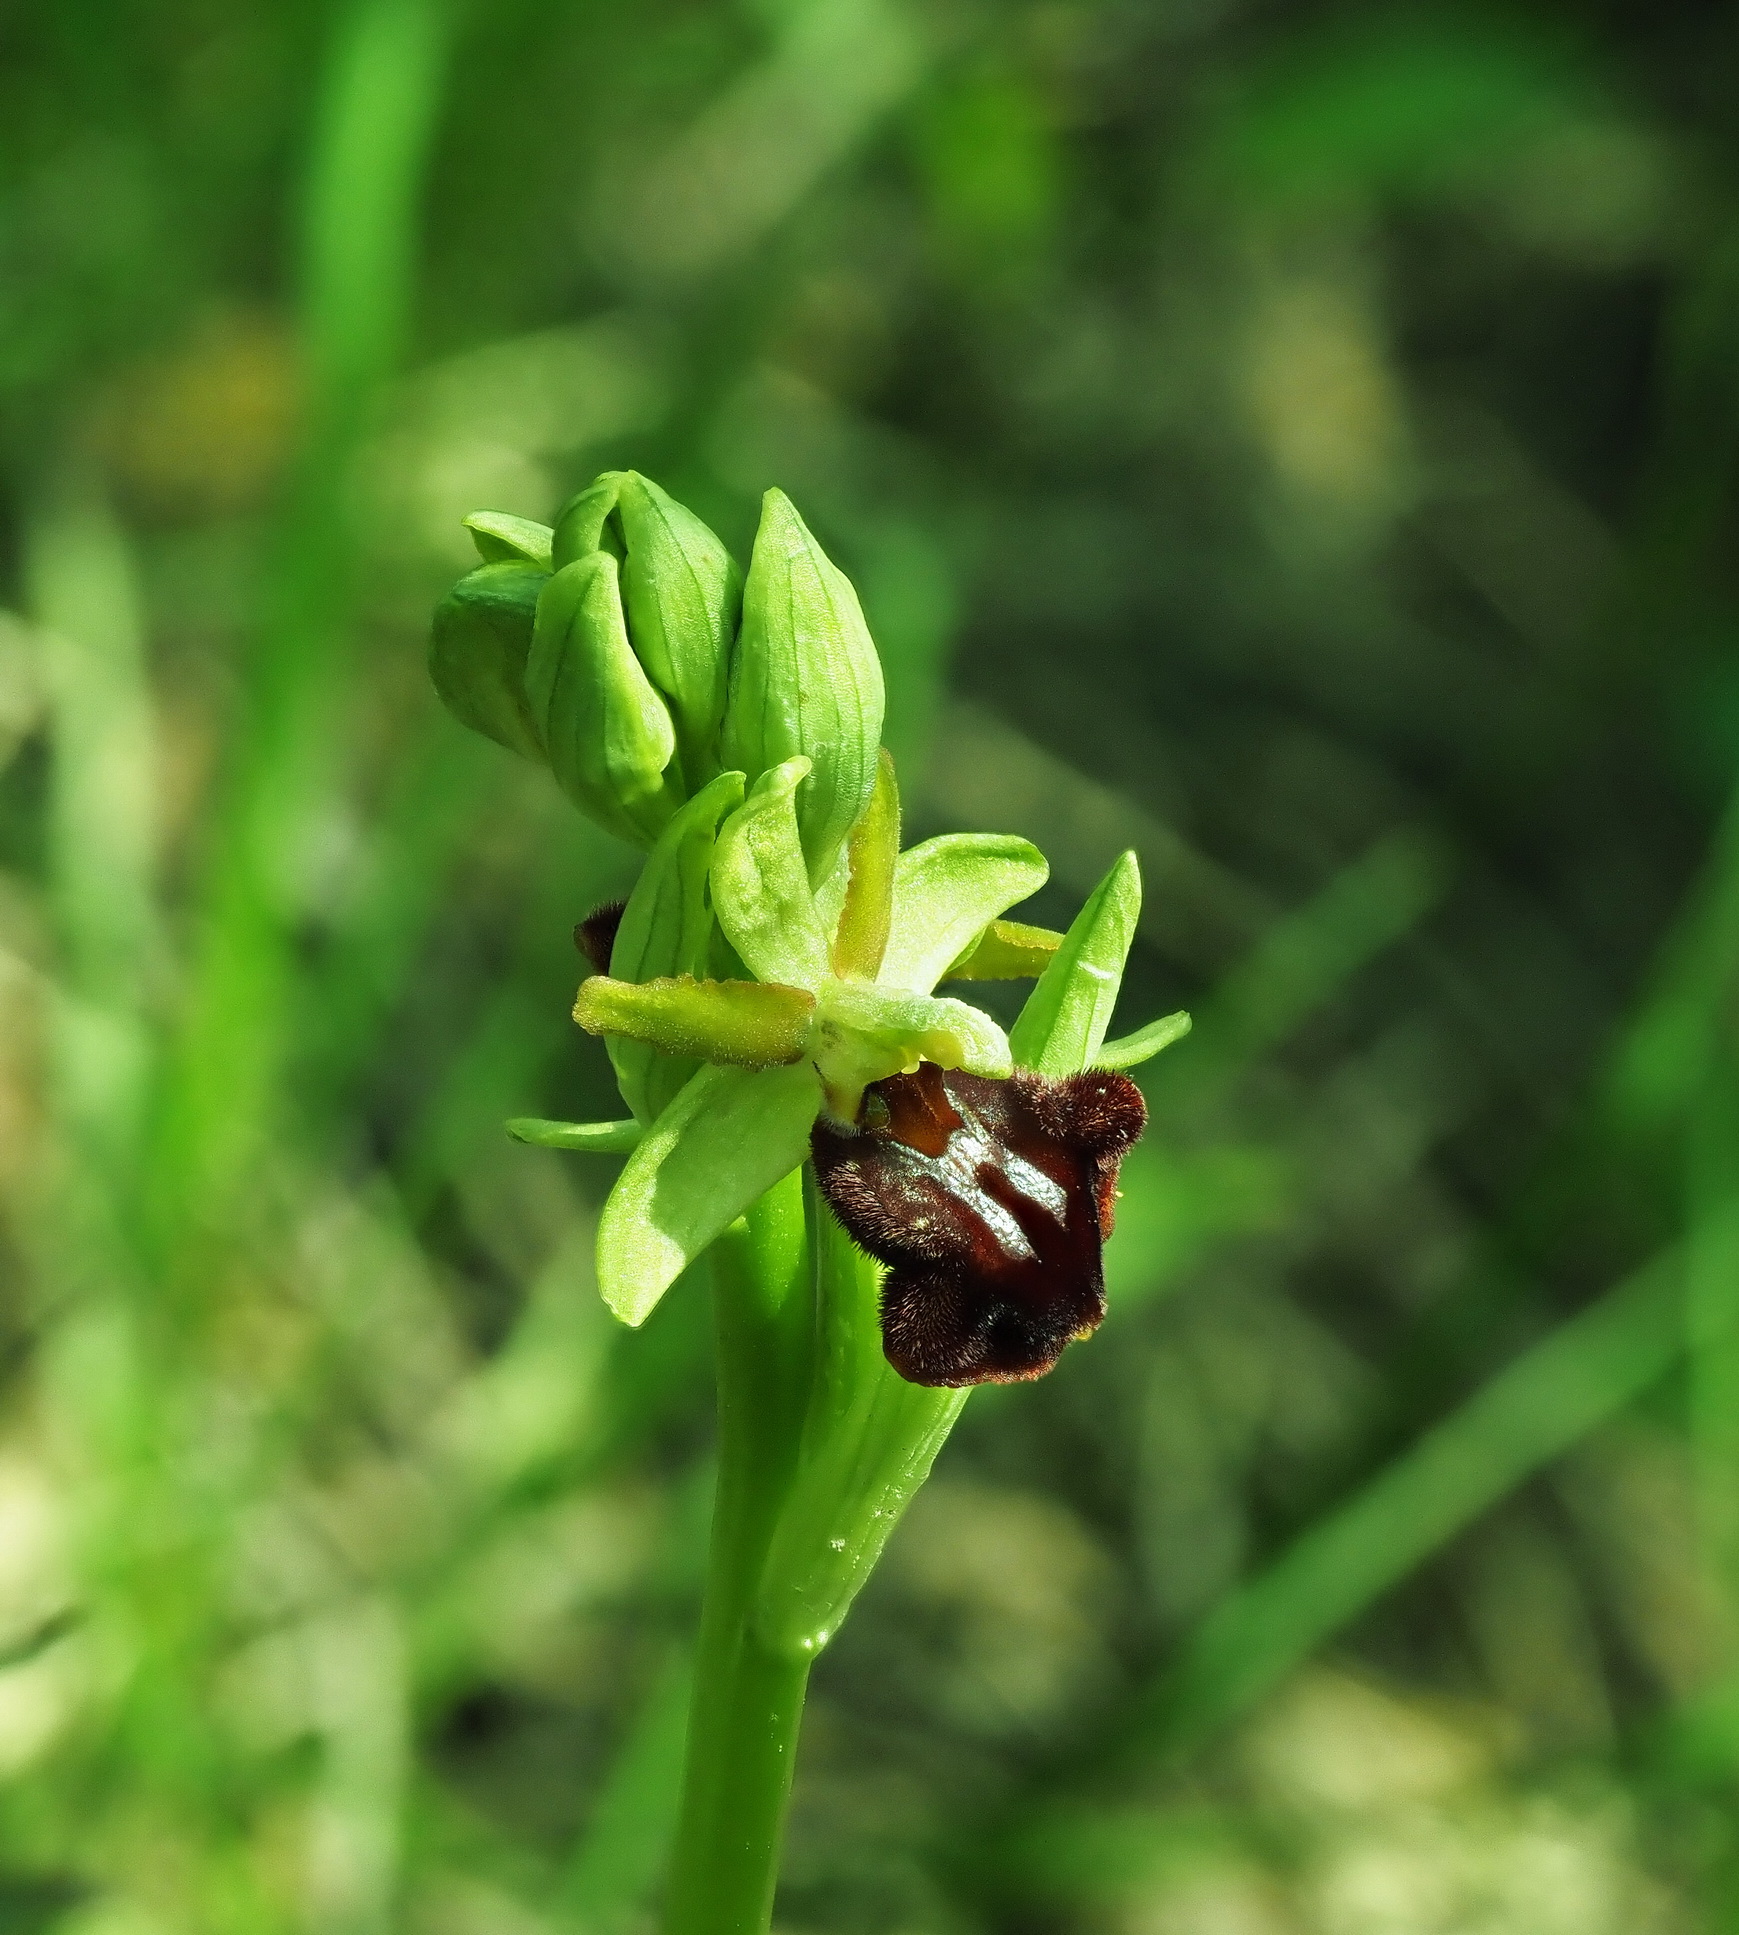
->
[3, 0, 1739, 1928]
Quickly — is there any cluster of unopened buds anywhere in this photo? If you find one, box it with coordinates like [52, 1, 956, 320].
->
[432, 469, 1188, 1385]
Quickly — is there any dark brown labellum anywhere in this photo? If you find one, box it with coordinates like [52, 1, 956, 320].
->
[811, 1062, 1147, 1388]
[574, 899, 627, 976]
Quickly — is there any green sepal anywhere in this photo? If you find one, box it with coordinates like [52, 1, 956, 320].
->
[831, 749, 900, 981]
[720, 489, 885, 887]
[428, 560, 547, 761]
[596, 1062, 822, 1326]
[1096, 1010, 1192, 1070]
[607, 770, 746, 1122]
[711, 757, 830, 989]
[810, 981, 1011, 1120]
[943, 917, 1064, 981]
[506, 1116, 642, 1153]
[465, 511, 554, 567]
[880, 833, 1049, 995]
[574, 975, 815, 1069]
[1009, 850, 1141, 1076]
[527, 553, 680, 846]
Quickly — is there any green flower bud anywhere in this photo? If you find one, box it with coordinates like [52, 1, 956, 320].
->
[721, 489, 885, 887]
[552, 471, 742, 788]
[428, 559, 547, 761]
[526, 553, 680, 847]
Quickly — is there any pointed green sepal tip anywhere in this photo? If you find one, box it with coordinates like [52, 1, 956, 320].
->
[721, 488, 885, 886]
[597, 1062, 822, 1326]
[429, 559, 547, 761]
[574, 974, 815, 1068]
[465, 511, 554, 567]
[527, 551, 680, 846]
[1010, 850, 1142, 1077]
[506, 1116, 643, 1153]
[1096, 1010, 1191, 1070]
[831, 749, 901, 981]
[550, 473, 623, 570]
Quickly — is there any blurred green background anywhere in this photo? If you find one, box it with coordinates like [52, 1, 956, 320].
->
[5, 0, 1739, 1929]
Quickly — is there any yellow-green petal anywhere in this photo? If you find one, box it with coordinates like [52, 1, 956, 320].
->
[880, 833, 1049, 994]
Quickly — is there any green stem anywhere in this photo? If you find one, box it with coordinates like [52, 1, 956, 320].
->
[662, 1170, 814, 1935]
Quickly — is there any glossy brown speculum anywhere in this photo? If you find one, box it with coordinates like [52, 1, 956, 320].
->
[811, 1062, 1147, 1388]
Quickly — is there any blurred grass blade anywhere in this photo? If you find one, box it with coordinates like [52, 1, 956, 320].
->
[1688, 1082, 1739, 1604]
[1149, 829, 1449, 1113]
[26, 480, 163, 1159]
[1134, 1248, 1681, 1763]
[151, 0, 454, 1247]
[561, 1644, 695, 1931]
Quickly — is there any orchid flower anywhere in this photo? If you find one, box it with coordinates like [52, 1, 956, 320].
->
[430, 470, 1191, 1935]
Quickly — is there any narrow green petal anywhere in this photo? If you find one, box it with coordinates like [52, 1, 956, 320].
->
[608, 769, 746, 1122]
[711, 757, 830, 988]
[464, 511, 554, 567]
[1009, 850, 1142, 1077]
[597, 1063, 822, 1326]
[1096, 1009, 1192, 1070]
[942, 917, 1064, 981]
[831, 749, 900, 980]
[575, 975, 815, 1068]
[880, 833, 1049, 994]
[506, 1116, 642, 1153]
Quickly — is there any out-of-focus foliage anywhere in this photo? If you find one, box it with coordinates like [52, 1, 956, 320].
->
[2, 0, 1739, 1929]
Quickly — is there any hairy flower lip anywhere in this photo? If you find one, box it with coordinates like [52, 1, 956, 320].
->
[811, 1063, 1147, 1387]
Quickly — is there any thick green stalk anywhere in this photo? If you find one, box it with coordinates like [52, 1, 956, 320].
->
[663, 1170, 814, 1935]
